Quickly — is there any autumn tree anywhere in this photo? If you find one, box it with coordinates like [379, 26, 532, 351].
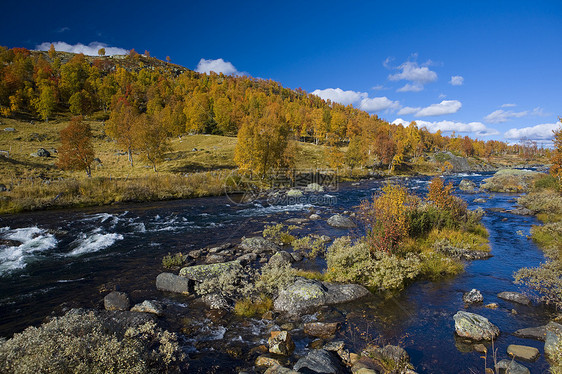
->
[48, 44, 56, 59]
[134, 113, 170, 171]
[107, 96, 138, 166]
[234, 102, 295, 177]
[32, 83, 56, 121]
[98, 48, 106, 56]
[57, 116, 95, 177]
[426, 177, 467, 219]
[550, 118, 562, 182]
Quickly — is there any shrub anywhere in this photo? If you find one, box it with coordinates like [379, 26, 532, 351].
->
[426, 177, 467, 220]
[534, 174, 559, 191]
[162, 252, 185, 268]
[255, 262, 295, 296]
[0, 310, 185, 373]
[194, 262, 254, 298]
[294, 270, 326, 281]
[262, 224, 296, 245]
[428, 228, 490, 252]
[419, 252, 464, 280]
[515, 260, 562, 307]
[518, 191, 562, 222]
[292, 235, 327, 258]
[530, 222, 562, 254]
[407, 203, 456, 237]
[234, 294, 273, 317]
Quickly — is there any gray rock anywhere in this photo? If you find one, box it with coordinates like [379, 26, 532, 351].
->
[306, 183, 325, 192]
[326, 214, 356, 229]
[513, 325, 547, 341]
[459, 179, 477, 192]
[205, 254, 227, 264]
[293, 349, 344, 374]
[497, 291, 531, 305]
[481, 169, 542, 193]
[507, 344, 540, 361]
[156, 272, 190, 294]
[239, 237, 281, 254]
[3, 127, 15, 132]
[290, 251, 304, 262]
[545, 321, 562, 358]
[309, 213, 321, 220]
[274, 278, 370, 314]
[35, 148, 51, 157]
[495, 359, 530, 374]
[463, 289, 483, 303]
[269, 251, 295, 267]
[179, 260, 241, 282]
[453, 311, 500, 340]
[130, 300, 164, 316]
[104, 291, 130, 311]
[509, 207, 535, 216]
[473, 198, 487, 203]
[202, 293, 230, 310]
[237, 252, 257, 265]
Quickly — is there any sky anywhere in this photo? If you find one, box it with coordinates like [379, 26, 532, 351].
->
[1, 0, 561, 144]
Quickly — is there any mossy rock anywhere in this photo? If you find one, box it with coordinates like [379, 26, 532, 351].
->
[179, 260, 241, 282]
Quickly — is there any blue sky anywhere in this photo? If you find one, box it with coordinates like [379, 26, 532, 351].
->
[2, 0, 561, 144]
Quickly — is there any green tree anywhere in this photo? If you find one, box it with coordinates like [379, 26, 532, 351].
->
[98, 48, 106, 56]
[134, 113, 170, 171]
[57, 116, 95, 177]
[33, 84, 56, 121]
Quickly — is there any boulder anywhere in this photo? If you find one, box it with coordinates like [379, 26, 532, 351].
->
[545, 321, 562, 358]
[507, 344, 540, 361]
[269, 251, 295, 267]
[202, 293, 230, 310]
[327, 214, 356, 229]
[264, 364, 299, 374]
[274, 278, 370, 314]
[104, 291, 130, 311]
[179, 260, 240, 282]
[156, 272, 190, 294]
[237, 252, 257, 265]
[495, 359, 530, 374]
[304, 322, 340, 339]
[459, 179, 477, 192]
[513, 325, 547, 341]
[473, 198, 487, 203]
[481, 169, 542, 193]
[463, 289, 483, 303]
[497, 291, 531, 305]
[256, 355, 284, 368]
[509, 207, 535, 216]
[205, 254, 227, 264]
[239, 237, 281, 254]
[268, 331, 295, 356]
[290, 251, 304, 262]
[286, 189, 303, 197]
[453, 311, 500, 340]
[306, 183, 324, 192]
[293, 349, 344, 374]
[130, 300, 164, 316]
[34, 148, 51, 157]
[309, 213, 321, 220]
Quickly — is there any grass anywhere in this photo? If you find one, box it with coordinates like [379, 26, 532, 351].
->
[233, 295, 273, 317]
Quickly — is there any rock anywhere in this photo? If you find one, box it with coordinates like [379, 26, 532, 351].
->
[256, 355, 284, 368]
[495, 359, 530, 374]
[306, 183, 325, 192]
[473, 344, 487, 353]
[3, 127, 15, 132]
[156, 272, 190, 294]
[293, 349, 344, 374]
[513, 325, 547, 341]
[474, 198, 487, 203]
[239, 237, 281, 254]
[104, 291, 130, 311]
[237, 252, 257, 265]
[459, 179, 477, 192]
[481, 169, 542, 193]
[509, 207, 535, 216]
[435, 243, 492, 260]
[208, 243, 232, 253]
[31, 148, 50, 157]
[285, 217, 308, 224]
[179, 260, 240, 282]
[507, 344, 540, 361]
[497, 291, 531, 305]
[130, 300, 164, 316]
[290, 251, 304, 262]
[280, 322, 295, 331]
[453, 311, 500, 340]
[463, 289, 483, 303]
[485, 303, 499, 309]
[202, 293, 230, 310]
[268, 331, 295, 355]
[205, 254, 226, 264]
[309, 213, 321, 220]
[304, 322, 340, 339]
[327, 214, 356, 229]
[545, 321, 562, 358]
[309, 339, 324, 349]
[269, 251, 295, 267]
[274, 278, 370, 314]
[264, 364, 299, 374]
[287, 189, 303, 197]
[0, 184, 7, 192]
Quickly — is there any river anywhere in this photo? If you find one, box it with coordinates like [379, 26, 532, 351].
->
[0, 172, 553, 373]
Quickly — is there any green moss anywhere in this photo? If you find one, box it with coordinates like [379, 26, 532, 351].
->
[234, 295, 273, 317]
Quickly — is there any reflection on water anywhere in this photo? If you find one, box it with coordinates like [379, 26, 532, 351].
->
[0, 172, 552, 373]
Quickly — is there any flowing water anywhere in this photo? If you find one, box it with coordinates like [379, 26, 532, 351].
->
[0, 172, 553, 373]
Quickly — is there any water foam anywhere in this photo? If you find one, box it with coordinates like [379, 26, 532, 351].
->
[0, 226, 58, 276]
[69, 232, 124, 256]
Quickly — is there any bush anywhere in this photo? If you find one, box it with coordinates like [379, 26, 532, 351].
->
[262, 224, 296, 245]
[292, 235, 327, 258]
[518, 191, 562, 222]
[255, 262, 295, 296]
[294, 270, 326, 281]
[162, 252, 185, 268]
[234, 294, 273, 317]
[194, 262, 254, 298]
[428, 228, 490, 252]
[515, 260, 562, 307]
[407, 203, 456, 237]
[0, 310, 185, 373]
[534, 174, 559, 191]
[419, 252, 463, 280]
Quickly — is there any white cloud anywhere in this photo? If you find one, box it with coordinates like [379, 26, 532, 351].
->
[397, 106, 421, 116]
[501, 103, 517, 108]
[449, 75, 464, 86]
[359, 97, 400, 112]
[371, 85, 386, 90]
[438, 93, 447, 99]
[56, 27, 70, 33]
[36, 41, 128, 56]
[195, 58, 241, 75]
[392, 118, 498, 136]
[504, 121, 562, 141]
[387, 60, 437, 92]
[397, 83, 424, 92]
[415, 100, 462, 117]
[484, 109, 527, 124]
[311, 88, 367, 106]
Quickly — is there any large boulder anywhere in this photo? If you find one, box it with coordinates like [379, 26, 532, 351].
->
[545, 321, 562, 358]
[156, 272, 190, 294]
[513, 325, 548, 341]
[434, 151, 471, 172]
[179, 260, 240, 282]
[459, 179, 477, 192]
[495, 359, 530, 374]
[239, 237, 281, 254]
[274, 278, 370, 314]
[104, 291, 130, 311]
[497, 291, 531, 305]
[453, 311, 500, 340]
[327, 214, 356, 229]
[268, 251, 295, 267]
[481, 169, 543, 193]
[293, 349, 345, 374]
